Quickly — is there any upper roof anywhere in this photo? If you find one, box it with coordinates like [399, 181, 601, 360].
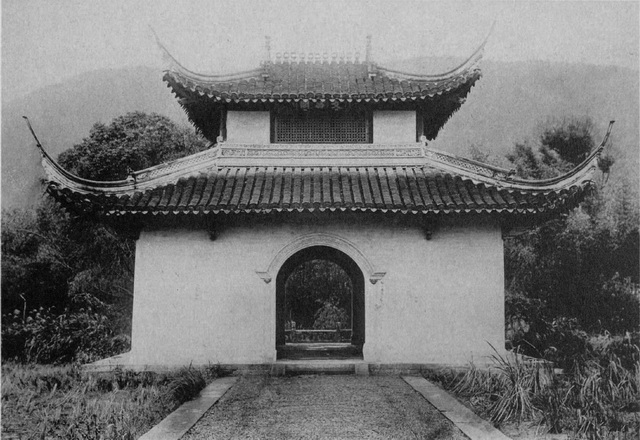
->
[161, 35, 487, 141]
[163, 47, 483, 104]
[33, 122, 614, 217]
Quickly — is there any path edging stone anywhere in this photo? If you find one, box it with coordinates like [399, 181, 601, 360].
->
[402, 376, 511, 440]
[139, 376, 237, 440]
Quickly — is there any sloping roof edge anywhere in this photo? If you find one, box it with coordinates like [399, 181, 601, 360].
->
[34, 121, 613, 198]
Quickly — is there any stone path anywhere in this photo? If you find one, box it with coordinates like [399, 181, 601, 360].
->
[182, 374, 467, 440]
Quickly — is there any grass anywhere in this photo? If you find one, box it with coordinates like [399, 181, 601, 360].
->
[1, 362, 222, 439]
[424, 346, 640, 439]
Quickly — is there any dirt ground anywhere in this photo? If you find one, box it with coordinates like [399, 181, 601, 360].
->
[183, 374, 467, 440]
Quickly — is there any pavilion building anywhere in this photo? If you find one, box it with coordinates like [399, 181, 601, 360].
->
[35, 37, 611, 368]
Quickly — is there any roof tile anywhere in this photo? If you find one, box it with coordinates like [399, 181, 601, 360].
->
[164, 61, 481, 103]
[48, 166, 591, 216]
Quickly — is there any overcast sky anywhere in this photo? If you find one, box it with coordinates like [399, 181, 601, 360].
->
[2, 0, 638, 103]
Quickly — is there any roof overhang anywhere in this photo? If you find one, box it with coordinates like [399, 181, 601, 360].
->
[36, 121, 613, 217]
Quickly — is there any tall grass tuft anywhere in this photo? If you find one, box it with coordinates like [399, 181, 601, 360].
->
[431, 336, 640, 438]
[166, 366, 207, 405]
[487, 347, 548, 425]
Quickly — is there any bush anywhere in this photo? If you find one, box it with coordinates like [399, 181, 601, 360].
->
[1, 199, 134, 363]
[1, 300, 129, 364]
[313, 303, 349, 330]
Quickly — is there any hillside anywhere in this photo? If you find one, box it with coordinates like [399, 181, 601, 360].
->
[2, 60, 638, 209]
[1, 66, 187, 208]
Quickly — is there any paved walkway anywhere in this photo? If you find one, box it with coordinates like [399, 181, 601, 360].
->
[182, 375, 467, 440]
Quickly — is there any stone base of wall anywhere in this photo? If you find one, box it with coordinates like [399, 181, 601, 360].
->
[83, 352, 508, 375]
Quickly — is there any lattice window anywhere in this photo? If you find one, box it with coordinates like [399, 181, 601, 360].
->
[273, 109, 371, 143]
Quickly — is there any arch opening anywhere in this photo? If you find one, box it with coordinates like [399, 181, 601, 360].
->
[276, 246, 365, 360]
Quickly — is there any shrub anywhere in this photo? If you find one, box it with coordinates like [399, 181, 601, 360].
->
[1, 302, 129, 364]
[313, 302, 349, 330]
[1, 199, 134, 364]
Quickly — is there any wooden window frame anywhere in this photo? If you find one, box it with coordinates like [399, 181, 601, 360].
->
[271, 107, 373, 144]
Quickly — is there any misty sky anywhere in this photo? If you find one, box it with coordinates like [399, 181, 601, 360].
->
[2, 0, 639, 103]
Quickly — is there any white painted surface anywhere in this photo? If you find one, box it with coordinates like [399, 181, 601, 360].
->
[373, 111, 416, 143]
[225, 111, 270, 143]
[129, 215, 505, 366]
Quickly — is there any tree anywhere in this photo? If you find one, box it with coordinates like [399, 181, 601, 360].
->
[58, 112, 209, 181]
[504, 117, 639, 360]
[506, 117, 598, 179]
[2, 112, 208, 363]
[539, 117, 594, 166]
[285, 260, 353, 329]
[1, 200, 134, 362]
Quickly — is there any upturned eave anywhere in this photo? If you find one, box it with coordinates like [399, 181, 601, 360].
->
[40, 119, 613, 198]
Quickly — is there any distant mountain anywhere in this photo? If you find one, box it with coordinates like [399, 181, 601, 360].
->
[2, 61, 638, 209]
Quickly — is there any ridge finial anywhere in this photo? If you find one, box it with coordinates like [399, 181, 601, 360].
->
[264, 36, 272, 64]
[365, 35, 373, 64]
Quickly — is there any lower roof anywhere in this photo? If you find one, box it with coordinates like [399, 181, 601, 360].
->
[35, 123, 613, 218]
[47, 164, 589, 216]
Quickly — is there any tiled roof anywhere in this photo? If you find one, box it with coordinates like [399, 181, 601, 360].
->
[160, 36, 485, 104]
[46, 165, 589, 216]
[33, 122, 613, 218]
[159, 39, 486, 142]
[163, 60, 481, 103]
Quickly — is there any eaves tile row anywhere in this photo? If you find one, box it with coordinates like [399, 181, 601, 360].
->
[47, 166, 588, 216]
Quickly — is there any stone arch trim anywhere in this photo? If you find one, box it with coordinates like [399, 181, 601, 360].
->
[255, 233, 386, 284]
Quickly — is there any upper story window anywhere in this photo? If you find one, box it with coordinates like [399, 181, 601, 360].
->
[272, 107, 372, 143]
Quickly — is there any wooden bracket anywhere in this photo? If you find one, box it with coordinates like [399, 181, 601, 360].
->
[501, 216, 535, 240]
[206, 216, 218, 241]
[110, 216, 144, 241]
[501, 225, 530, 240]
[422, 215, 437, 240]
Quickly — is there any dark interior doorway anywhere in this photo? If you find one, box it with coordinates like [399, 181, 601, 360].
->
[276, 246, 364, 360]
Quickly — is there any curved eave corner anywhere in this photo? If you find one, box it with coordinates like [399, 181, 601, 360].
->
[374, 25, 488, 81]
[39, 121, 610, 201]
[41, 145, 220, 197]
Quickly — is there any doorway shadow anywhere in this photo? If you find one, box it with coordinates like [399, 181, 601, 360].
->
[276, 246, 364, 360]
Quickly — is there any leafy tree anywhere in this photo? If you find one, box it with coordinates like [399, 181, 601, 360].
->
[2, 112, 208, 363]
[285, 260, 352, 329]
[504, 117, 639, 359]
[1, 200, 134, 362]
[539, 117, 594, 166]
[506, 117, 601, 179]
[58, 112, 209, 181]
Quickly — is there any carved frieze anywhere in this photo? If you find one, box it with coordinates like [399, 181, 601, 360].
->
[220, 144, 423, 159]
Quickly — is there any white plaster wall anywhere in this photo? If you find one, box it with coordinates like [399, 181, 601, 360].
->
[373, 111, 416, 143]
[129, 216, 505, 366]
[226, 111, 270, 143]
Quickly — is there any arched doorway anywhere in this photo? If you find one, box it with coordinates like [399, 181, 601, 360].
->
[276, 246, 365, 360]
